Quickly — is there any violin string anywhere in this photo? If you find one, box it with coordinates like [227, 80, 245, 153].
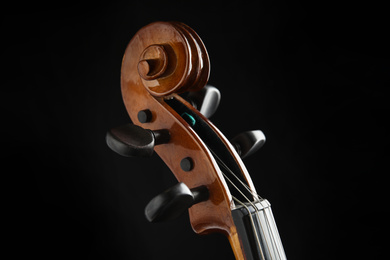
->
[220, 169, 265, 259]
[263, 202, 284, 260]
[208, 148, 263, 200]
[267, 206, 286, 259]
[220, 166, 275, 260]
[207, 147, 269, 258]
[208, 147, 278, 260]
[233, 196, 265, 260]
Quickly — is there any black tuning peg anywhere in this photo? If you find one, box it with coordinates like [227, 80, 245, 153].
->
[106, 124, 170, 157]
[230, 130, 266, 159]
[145, 182, 209, 222]
[183, 85, 221, 118]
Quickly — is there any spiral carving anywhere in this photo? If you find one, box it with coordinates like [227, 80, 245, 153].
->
[122, 21, 210, 97]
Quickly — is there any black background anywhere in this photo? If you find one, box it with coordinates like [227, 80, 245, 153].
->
[2, 1, 389, 259]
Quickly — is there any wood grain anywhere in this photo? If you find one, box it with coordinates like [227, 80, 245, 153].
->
[120, 21, 250, 259]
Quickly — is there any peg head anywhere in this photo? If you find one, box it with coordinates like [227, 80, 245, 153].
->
[184, 85, 221, 118]
[231, 130, 266, 159]
[106, 124, 170, 157]
[145, 182, 208, 222]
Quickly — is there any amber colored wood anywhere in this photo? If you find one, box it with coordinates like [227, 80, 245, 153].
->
[120, 21, 250, 259]
[138, 44, 168, 80]
[228, 226, 247, 260]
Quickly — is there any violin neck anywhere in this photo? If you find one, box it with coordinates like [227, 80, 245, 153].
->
[231, 199, 287, 260]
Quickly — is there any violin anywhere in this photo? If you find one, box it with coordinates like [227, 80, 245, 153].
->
[106, 21, 287, 260]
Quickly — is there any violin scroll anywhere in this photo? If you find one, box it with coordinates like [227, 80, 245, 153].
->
[126, 22, 210, 97]
[119, 21, 244, 239]
[108, 21, 287, 260]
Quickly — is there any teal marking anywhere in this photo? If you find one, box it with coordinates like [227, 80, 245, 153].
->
[181, 112, 196, 126]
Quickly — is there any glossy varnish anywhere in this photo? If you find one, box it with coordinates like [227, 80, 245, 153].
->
[120, 21, 257, 260]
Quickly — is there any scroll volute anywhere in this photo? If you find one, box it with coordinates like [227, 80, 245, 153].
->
[120, 22, 236, 237]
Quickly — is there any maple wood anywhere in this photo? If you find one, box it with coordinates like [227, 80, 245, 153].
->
[120, 21, 253, 260]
